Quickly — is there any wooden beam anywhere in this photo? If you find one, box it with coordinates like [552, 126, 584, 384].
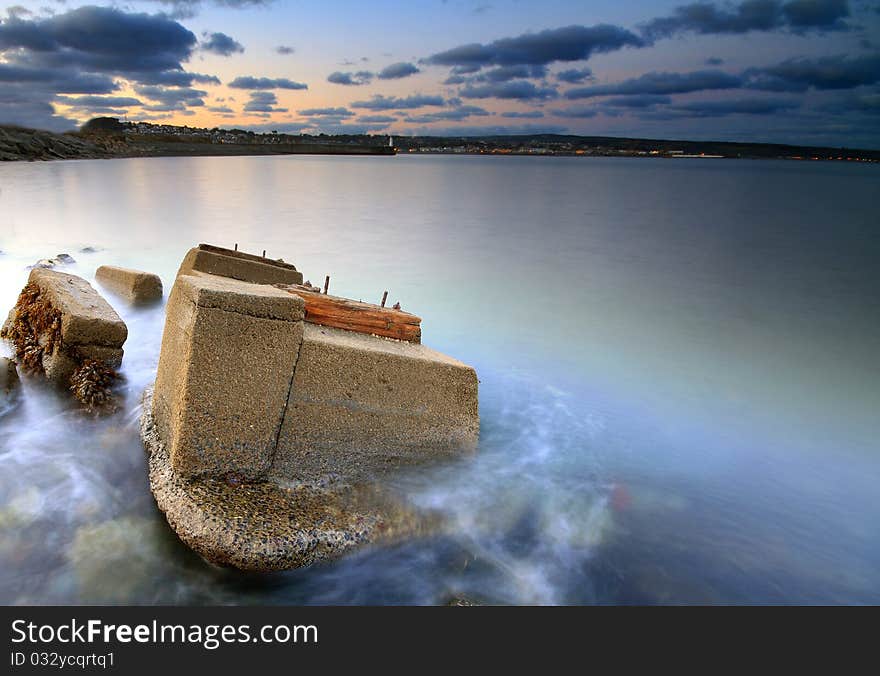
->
[278, 284, 422, 343]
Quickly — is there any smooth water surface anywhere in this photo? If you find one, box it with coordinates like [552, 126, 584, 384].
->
[0, 154, 878, 604]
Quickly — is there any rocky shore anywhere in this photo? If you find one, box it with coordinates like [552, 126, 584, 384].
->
[0, 126, 108, 161]
[0, 124, 394, 162]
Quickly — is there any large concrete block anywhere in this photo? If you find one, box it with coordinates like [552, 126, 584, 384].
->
[1, 269, 127, 385]
[177, 244, 303, 287]
[95, 265, 163, 304]
[272, 323, 479, 482]
[151, 272, 305, 480]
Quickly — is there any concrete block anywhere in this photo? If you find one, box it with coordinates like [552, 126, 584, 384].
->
[2, 269, 127, 386]
[272, 323, 479, 483]
[151, 272, 305, 480]
[96, 265, 163, 304]
[177, 244, 303, 286]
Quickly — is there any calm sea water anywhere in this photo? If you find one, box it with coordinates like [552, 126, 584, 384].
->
[0, 154, 878, 605]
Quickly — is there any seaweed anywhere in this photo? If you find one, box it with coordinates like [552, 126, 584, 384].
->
[1, 283, 62, 374]
[69, 359, 118, 411]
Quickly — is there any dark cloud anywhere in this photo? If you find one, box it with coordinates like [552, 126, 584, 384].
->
[552, 106, 599, 118]
[403, 105, 491, 123]
[377, 62, 420, 79]
[705, 56, 724, 65]
[0, 6, 197, 76]
[745, 53, 880, 91]
[601, 94, 673, 108]
[474, 64, 548, 82]
[669, 97, 802, 116]
[351, 94, 445, 110]
[275, 45, 294, 55]
[134, 71, 221, 87]
[243, 90, 287, 113]
[56, 95, 142, 108]
[424, 24, 644, 69]
[460, 80, 558, 100]
[207, 105, 235, 114]
[0, 88, 78, 130]
[327, 70, 374, 85]
[566, 70, 742, 98]
[443, 74, 468, 85]
[201, 32, 244, 56]
[556, 67, 593, 84]
[0, 64, 117, 93]
[357, 114, 398, 123]
[135, 85, 207, 112]
[501, 110, 545, 118]
[228, 76, 308, 89]
[298, 107, 355, 117]
[641, 0, 851, 40]
[403, 123, 568, 136]
[143, 0, 276, 20]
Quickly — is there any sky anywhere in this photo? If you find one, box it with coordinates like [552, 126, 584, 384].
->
[0, 0, 878, 147]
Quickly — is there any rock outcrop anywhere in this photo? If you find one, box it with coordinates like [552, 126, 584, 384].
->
[0, 126, 106, 162]
[1, 269, 127, 409]
[143, 245, 478, 570]
[95, 265, 163, 304]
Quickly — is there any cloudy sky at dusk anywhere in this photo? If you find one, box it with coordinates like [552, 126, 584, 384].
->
[1, 1, 878, 147]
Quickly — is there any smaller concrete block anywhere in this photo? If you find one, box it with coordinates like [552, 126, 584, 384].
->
[177, 244, 303, 287]
[95, 265, 163, 304]
[29, 268, 127, 347]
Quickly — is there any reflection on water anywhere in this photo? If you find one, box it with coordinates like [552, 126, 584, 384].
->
[0, 155, 878, 604]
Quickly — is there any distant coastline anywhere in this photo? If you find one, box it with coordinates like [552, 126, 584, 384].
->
[2, 118, 878, 163]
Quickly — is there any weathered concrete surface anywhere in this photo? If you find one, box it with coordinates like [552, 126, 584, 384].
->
[177, 244, 303, 286]
[273, 323, 479, 483]
[151, 272, 304, 480]
[142, 388, 431, 571]
[145, 256, 478, 570]
[96, 265, 163, 304]
[1, 269, 126, 386]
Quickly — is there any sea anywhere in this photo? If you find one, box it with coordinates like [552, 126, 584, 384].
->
[0, 154, 878, 604]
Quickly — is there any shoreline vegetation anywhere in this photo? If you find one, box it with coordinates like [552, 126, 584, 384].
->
[1, 117, 878, 163]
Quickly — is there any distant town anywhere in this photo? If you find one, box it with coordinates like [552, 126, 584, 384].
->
[95, 118, 878, 162]
[2, 118, 879, 163]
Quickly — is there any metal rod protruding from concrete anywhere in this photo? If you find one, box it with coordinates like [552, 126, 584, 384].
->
[381, 290, 388, 308]
[323, 275, 330, 294]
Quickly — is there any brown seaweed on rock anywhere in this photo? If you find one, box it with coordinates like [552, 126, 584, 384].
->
[69, 359, 118, 411]
[1, 283, 61, 374]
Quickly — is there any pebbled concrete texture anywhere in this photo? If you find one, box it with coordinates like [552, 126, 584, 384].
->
[142, 389, 432, 571]
[151, 272, 304, 481]
[273, 323, 479, 483]
[95, 265, 163, 305]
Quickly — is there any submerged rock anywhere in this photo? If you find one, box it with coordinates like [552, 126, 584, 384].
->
[1, 268, 127, 410]
[29, 253, 76, 269]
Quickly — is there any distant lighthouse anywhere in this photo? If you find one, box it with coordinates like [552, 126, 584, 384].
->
[389, 136, 394, 147]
